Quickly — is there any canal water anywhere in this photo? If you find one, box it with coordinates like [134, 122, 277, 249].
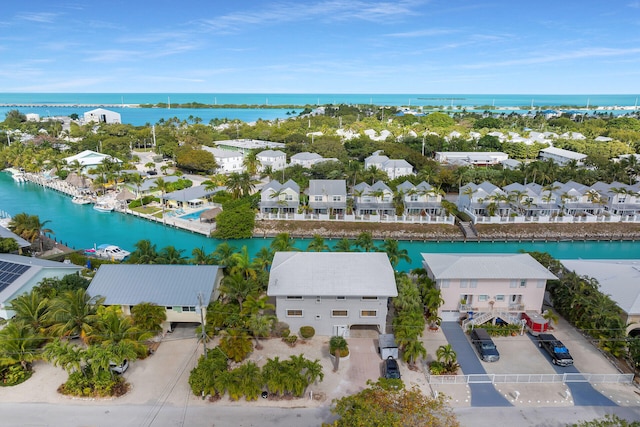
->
[1, 172, 638, 271]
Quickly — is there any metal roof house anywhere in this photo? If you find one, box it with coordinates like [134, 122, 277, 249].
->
[560, 259, 640, 336]
[259, 179, 300, 214]
[308, 179, 347, 215]
[87, 264, 223, 332]
[0, 254, 83, 320]
[539, 147, 587, 166]
[422, 253, 557, 323]
[267, 252, 397, 336]
[83, 108, 121, 124]
[63, 150, 123, 173]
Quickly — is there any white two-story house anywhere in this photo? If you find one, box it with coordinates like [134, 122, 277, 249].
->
[421, 253, 557, 324]
[257, 150, 287, 172]
[290, 152, 324, 168]
[458, 181, 511, 218]
[308, 179, 347, 215]
[267, 252, 397, 336]
[352, 181, 395, 216]
[396, 181, 445, 217]
[364, 150, 413, 179]
[201, 146, 244, 174]
[259, 179, 300, 214]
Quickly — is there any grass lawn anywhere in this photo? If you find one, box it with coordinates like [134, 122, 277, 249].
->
[131, 206, 162, 215]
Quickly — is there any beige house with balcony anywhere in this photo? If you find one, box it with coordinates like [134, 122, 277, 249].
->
[87, 264, 223, 333]
[421, 253, 557, 324]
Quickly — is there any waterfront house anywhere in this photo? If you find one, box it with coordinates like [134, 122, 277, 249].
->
[259, 179, 300, 214]
[290, 152, 324, 168]
[352, 181, 395, 216]
[364, 151, 414, 179]
[87, 264, 223, 333]
[201, 146, 244, 174]
[421, 253, 557, 323]
[267, 252, 397, 336]
[458, 181, 512, 218]
[256, 150, 287, 172]
[83, 108, 121, 124]
[552, 180, 603, 215]
[161, 184, 224, 209]
[63, 150, 123, 173]
[538, 147, 587, 166]
[0, 254, 83, 320]
[503, 182, 560, 217]
[590, 181, 640, 216]
[560, 259, 640, 336]
[308, 179, 347, 215]
[396, 181, 445, 217]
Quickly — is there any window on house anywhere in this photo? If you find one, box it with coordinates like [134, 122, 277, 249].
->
[316, 296, 321, 303]
[495, 295, 505, 302]
[441, 279, 450, 288]
[361, 296, 378, 301]
[520, 280, 527, 288]
[286, 309, 303, 317]
[510, 280, 517, 288]
[182, 306, 196, 312]
[286, 296, 303, 300]
[336, 296, 346, 300]
[285, 194, 293, 201]
[332, 310, 348, 317]
[460, 279, 469, 288]
[333, 196, 341, 202]
[172, 306, 182, 313]
[360, 310, 377, 317]
[470, 279, 478, 288]
[478, 295, 489, 302]
[410, 195, 418, 202]
[314, 196, 323, 202]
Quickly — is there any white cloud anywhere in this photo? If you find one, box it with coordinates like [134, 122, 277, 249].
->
[16, 12, 61, 23]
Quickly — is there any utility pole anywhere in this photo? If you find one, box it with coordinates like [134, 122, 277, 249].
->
[198, 292, 207, 357]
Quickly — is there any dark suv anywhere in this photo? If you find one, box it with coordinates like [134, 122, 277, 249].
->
[382, 356, 401, 379]
[470, 328, 500, 362]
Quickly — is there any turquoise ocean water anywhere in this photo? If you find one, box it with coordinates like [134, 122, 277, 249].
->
[1, 172, 638, 271]
[1, 93, 638, 126]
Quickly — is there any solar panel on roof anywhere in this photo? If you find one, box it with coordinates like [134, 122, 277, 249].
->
[0, 261, 31, 293]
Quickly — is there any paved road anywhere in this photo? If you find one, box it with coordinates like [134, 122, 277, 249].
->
[528, 334, 616, 406]
[441, 322, 512, 407]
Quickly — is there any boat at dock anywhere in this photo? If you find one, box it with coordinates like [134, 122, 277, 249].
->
[85, 244, 130, 261]
[93, 202, 114, 212]
[72, 195, 92, 205]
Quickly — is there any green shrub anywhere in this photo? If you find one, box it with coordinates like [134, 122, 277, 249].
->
[299, 326, 315, 339]
[283, 335, 297, 346]
[0, 364, 32, 386]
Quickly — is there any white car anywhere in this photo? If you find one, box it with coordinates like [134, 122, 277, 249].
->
[109, 360, 129, 374]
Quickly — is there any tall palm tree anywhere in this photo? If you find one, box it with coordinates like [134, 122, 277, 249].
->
[270, 233, 298, 252]
[8, 213, 53, 252]
[230, 246, 258, 280]
[354, 232, 376, 252]
[436, 344, 458, 371]
[8, 289, 50, 333]
[130, 302, 167, 335]
[151, 177, 171, 221]
[225, 172, 257, 199]
[402, 339, 427, 368]
[243, 151, 260, 177]
[380, 239, 411, 269]
[128, 239, 158, 264]
[252, 247, 274, 271]
[306, 234, 329, 252]
[156, 245, 187, 264]
[190, 246, 214, 265]
[246, 313, 274, 350]
[211, 242, 238, 270]
[126, 172, 144, 202]
[219, 273, 258, 311]
[333, 238, 354, 252]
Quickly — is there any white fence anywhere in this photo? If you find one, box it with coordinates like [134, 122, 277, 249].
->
[256, 212, 456, 225]
[426, 373, 634, 385]
[465, 208, 638, 225]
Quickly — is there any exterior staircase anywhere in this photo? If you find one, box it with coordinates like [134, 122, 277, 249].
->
[458, 221, 478, 239]
[461, 310, 522, 331]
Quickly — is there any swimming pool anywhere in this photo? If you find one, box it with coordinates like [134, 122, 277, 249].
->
[178, 209, 208, 220]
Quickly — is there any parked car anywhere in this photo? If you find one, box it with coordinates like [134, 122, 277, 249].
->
[109, 359, 129, 374]
[147, 169, 158, 176]
[537, 333, 574, 366]
[470, 328, 500, 362]
[382, 356, 401, 379]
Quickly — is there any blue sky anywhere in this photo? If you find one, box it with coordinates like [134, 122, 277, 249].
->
[1, 0, 639, 94]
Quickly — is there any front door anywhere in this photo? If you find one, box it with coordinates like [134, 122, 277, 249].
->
[333, 325, 347, 337]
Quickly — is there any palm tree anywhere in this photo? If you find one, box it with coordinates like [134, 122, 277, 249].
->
[252, 247, 274, 271]
[225, 172, 257, 199]
[156, 245, 187, 264]
[126, 172, 144, 203]
[219, 273, 258, 311]
[0, 322, 44, 370]
[306, 234, 329, 252]
[42, 338, 83, 374]
[8, 213, 53, 252]
[219, 328, 253, 363]
[211, 242, 238, 270]
[130, 302, 167, 335]
[8, 289, 50, 333]
[129, 239, 158, 264]
[354, 231, 376, 252]
[242, 151, 260, 177]
[333, 238, 354, 252]
[402, 339, 427, 368]
[151, 177, 171, 221]
[230, 246, 258, 280]
[241, 294, 275, 316]
[270, 233, 298, 252]
[92, 307, 151, 357]
[436, 344, 458, 371]
[380, 239, 411, 269]
[246, 313, 274, 350]
[46, 289, 104, 343]
[190, 246, 214, 265]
